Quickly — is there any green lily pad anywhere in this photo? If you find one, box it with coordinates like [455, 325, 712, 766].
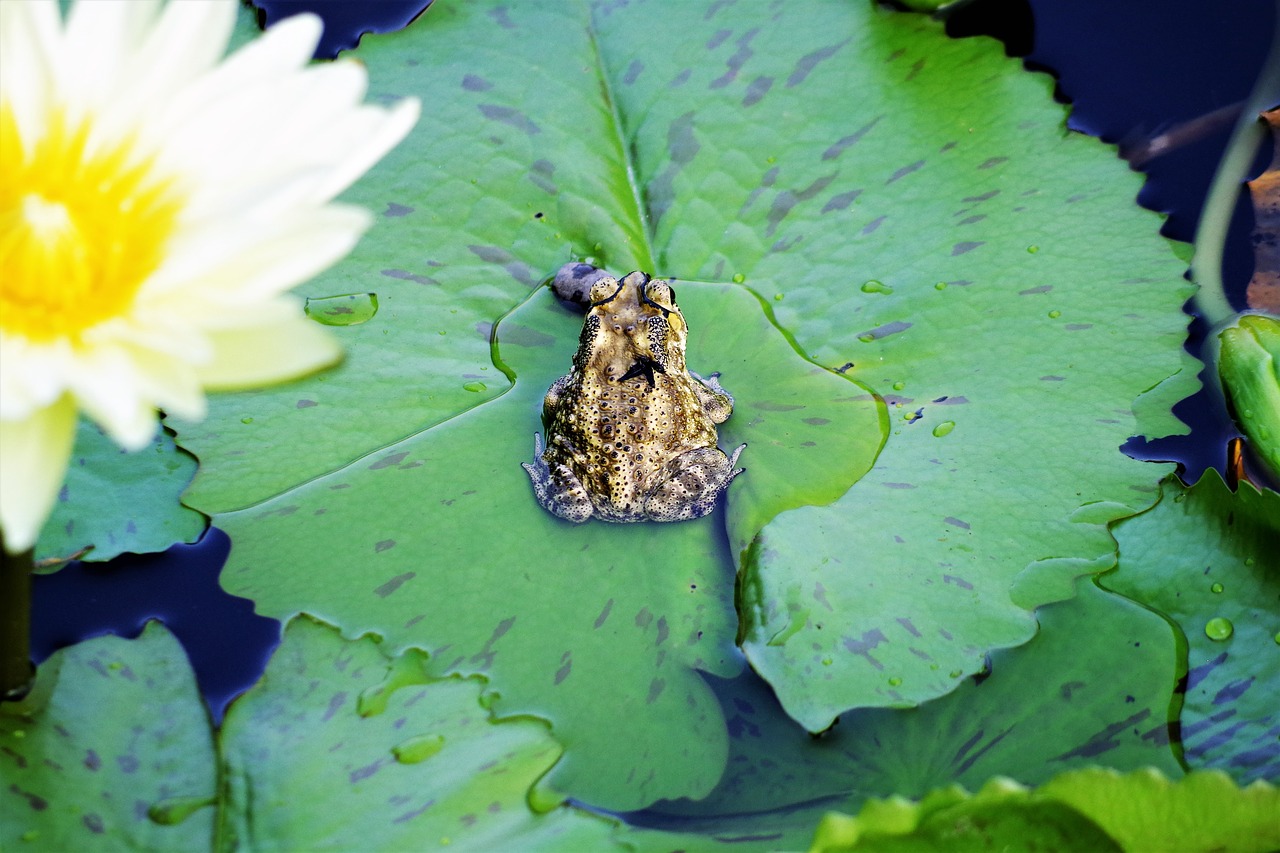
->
[218, 615, 619, 851]
[0, 623, 216, 851]
[172, 0, 1194, 803]
[808, 768, 1280, 853]
[216, 280, 879, 812]
[627, 580, 1180, 845]
[35, 419, 205, 567]
[1102, 471, 1280, 783]
[0, 617, 619, 851]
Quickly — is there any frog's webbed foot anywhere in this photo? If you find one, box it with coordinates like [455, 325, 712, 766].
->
[643, 443, 746, 522]
[690, 372, 734, 424]
[522, 433, 594, 523]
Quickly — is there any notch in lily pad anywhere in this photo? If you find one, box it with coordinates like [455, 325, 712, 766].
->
[305, 293, 380, 326]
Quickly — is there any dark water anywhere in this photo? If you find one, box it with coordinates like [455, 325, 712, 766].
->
[30, 529, 278, 724]
[30, 0, 1274, 724]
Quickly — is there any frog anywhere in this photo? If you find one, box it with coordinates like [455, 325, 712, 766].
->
[522, 268, 745, 523]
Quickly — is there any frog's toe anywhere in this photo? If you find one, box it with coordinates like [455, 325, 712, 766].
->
[524, 453, 594, 523]
[644, 446, 740, 522]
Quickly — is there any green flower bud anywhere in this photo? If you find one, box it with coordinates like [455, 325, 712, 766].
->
[1217, 313, 1280, 479]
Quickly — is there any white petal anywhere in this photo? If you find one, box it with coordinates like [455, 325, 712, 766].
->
[64, 346, 161, 451]
[0, 336, 71, 420]
[0, 395, 77, 554]
[120, 0, 236, 117]
[61, 0, 162, 117]
[198, 312, 341, 390]
[156, 12, 322, 135]
[0, 0, 61, 145]
[304, 96, 421, 204]
[145, 204, 372, 307]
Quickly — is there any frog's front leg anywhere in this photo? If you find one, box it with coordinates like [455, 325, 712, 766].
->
[642, 443, 746, 522]
[522, 433, 595, 523]
[542, 374, 572, 421]
[690, 372, 734, 424]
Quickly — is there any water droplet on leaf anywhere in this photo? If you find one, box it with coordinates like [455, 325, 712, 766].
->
[1048, 310, 1061, 319]
[888, 676, 902, 687]
[1204, 617, 1234, 641]
[1026, 245, 1040, 254]
[933, 421, 956, 437]
[860, 279, 893, 294]
[463, 382, 486, 393]
[892, 380, 905, 391]
[774, 292, 784, 301]
[392, 733, 445, 764]
[240, 417, 254, 425]
[858, 333, 875, 343]
[732, 273, 745, 283]
[1210, 582, 1224, 594]
[304, 293, 379, 327]
[934, 281, 948, 290]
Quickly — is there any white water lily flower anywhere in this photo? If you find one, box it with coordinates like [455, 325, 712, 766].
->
[0, 0, 420, 552]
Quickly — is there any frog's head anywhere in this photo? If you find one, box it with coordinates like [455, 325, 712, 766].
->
[578, 271, 689, 385]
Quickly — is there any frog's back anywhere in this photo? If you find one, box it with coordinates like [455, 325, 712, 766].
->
[548, 370, 717, 520]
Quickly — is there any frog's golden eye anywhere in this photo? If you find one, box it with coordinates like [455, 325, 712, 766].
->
[641, 279, 676, 316]
[588, 276, 624, 307]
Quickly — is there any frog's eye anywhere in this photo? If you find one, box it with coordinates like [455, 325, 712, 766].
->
[641, 279, 676, 315]
[588, 276, 624, 307]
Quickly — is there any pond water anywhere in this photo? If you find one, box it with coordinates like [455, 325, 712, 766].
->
[31, 0, 1274, 736]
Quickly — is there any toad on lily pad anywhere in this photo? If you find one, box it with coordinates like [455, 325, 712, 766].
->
[522, 264, 745, 523]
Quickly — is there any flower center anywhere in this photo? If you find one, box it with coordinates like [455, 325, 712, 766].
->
[0, 105, 182, 342]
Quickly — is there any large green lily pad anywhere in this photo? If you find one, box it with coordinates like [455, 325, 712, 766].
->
[169, 0, 1195, 807]
[1102, 471, 1280, 783]
[217, 280, 879, 811]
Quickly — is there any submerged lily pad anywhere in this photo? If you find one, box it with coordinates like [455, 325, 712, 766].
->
[216, 281, 879, 811]
[623, 580, 1180, 850]
[0, 618, 619, 851]
[218, 616, 619, 851]
[0, 623, 215, 851]
[1102, 471, 1280, 783]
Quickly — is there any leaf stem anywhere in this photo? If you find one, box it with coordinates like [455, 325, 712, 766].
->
[1191, 1, 1280, 327]
[1, 536, 35, 702]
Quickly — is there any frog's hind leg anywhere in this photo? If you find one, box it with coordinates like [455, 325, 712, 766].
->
[643, 444, 746, 522]
[522, 433, 594, 523]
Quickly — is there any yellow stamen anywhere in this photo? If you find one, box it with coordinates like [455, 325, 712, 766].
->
[0, 104, 182, 342]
